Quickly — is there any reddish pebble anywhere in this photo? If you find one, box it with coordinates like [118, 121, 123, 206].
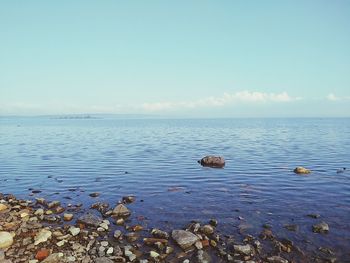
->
[35, 249, 50, 260]
[201, 239, 210, 247]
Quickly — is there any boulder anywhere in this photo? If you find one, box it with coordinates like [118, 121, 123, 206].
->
[199, 156, 225, 168]
[172, 230, 199, 249]
[293, 167, 311, 174]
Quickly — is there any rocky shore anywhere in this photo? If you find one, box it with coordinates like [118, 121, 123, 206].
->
[0, 193, 337, 263]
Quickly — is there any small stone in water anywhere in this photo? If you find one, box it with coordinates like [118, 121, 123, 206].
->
[113, 230, 122, 239]
[312, 222, 329, 233]
[63, 213, 73, 221]
[89, 192, 100, 197]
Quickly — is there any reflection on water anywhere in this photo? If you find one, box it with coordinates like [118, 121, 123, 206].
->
[1, 117, 350, 260]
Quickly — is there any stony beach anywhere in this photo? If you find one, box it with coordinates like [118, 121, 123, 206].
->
[0, 191, 337, 263]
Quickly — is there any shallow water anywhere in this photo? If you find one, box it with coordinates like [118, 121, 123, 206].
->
[1, 117, 350, 261]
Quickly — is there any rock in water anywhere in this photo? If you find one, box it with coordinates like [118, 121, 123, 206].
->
[112, 204, 131, 217]
[234, 244, 253, 255]
[197, 250, 212, 263]
[172, 230, 199, 249]
[312, 222, 329, 233]
[293, 167, 311, 174]
[199, 156, 225, 168]
[0, 231, 13, 249]
[77, 213, 103, 227]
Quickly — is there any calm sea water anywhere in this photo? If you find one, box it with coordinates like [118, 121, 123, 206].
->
[1, 117, 350, 261]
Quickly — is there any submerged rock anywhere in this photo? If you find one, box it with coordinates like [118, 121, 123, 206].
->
[172, 230, 199, 249]
[267, 255, 289, 263]
[0, 231, 13, 249]
[199, 156, 225, 168]
[293, 167, 311, 174]
[312, 222, 329, 233]
[197, 250, 211, 263]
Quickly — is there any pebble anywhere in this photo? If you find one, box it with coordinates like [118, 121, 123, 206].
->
[101, 241, 109, 247]
[34, 229, 52, 245]
[150, 250, 160, 258]
[69, 226, 80, 236]
[48, 201, 60, 208]
[63, 213, 73, 221]
[34, 208, 44, 216]
[234, 244, 253, 255]
[35, 249, 50, 261]
[201, 225, 214, 235]
[0, 204, 8, 212]
[106, 247, 113, 255]
[116, 218, 125, 225]
[114, 230, 122, 239]
[0, 231, 14, 249]
[151, 228, 169, 239]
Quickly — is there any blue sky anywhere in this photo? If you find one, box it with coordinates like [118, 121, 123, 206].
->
[0, 1, 349, 117]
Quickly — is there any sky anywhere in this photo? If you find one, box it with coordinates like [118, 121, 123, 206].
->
[0, 1, 350, 117]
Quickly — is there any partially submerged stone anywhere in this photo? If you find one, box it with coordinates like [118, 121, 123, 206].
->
[172, 230, 199, 249]
[77, 213, 103, 227]
[234, 244, 253, 256]
[199, 156, 225, 168]
[294, 167, 311, 174]
[112, 204, 131, 217]
[312, 222, 329, 233]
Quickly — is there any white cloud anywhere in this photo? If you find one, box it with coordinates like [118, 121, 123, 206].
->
[326, 93, 350, 101]
[327, 93, 340, 101]
[141, 91, 299, 112]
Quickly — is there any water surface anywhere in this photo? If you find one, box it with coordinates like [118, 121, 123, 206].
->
[1, 117, 349, 261]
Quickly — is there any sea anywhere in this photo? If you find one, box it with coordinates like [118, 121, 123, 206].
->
[1, 117, 349, 261]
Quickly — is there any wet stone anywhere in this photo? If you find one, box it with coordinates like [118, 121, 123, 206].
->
[294, 166, 311, 174]
[267, 255, 289, 263]
[234, 244, 253, 256]
[172, 230, 199, 250]
[89, 192, 100, 198]
[77, 213, 103, 227]
[122, 196, 136, 204]
[284, 224, 298, 232]
[312, 222, 329, 233]
[201, 225, 214, 235]
[112, 204, 131, 217]
[151, 228, 169, 239]
[197, 250, 211, 263]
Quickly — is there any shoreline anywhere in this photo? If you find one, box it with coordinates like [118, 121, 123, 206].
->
[0, 193, 338, 263]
